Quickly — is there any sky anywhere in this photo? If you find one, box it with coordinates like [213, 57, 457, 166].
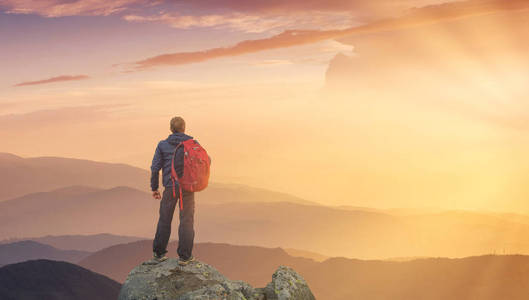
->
[1, 0, 529, 212]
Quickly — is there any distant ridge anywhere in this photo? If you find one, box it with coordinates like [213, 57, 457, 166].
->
[284, 248, 328, 262]
[0, 259, 121, 300]
[0, 153, 22, 161]
[0, 233, 145, 252]
[0, 185, 158, 239]
[0, 240, 90, 266]
[79, 240, 313, 284]
[202, 182, 320, 206]
[0, 153, 149, 201]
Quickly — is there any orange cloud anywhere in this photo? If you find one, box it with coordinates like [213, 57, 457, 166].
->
[13, 75, 90, 87]
[0, 0, 447, 19]
[123, 11, 354, 33]
[0, 0, 144, 17]
[132, 0, 529, 70]
[133, 30, 344, 69]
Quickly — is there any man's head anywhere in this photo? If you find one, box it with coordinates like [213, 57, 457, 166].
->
[170, 116, 186, 133]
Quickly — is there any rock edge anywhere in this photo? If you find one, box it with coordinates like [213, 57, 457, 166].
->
[118, 258, 316, 300]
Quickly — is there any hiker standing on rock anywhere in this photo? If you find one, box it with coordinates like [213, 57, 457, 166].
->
[148, 116, 211, 265]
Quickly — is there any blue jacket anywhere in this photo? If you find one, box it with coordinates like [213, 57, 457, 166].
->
[150, 132, 193, 191]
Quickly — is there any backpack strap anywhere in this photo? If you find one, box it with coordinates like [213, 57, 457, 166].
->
[171, 142, 184, 211]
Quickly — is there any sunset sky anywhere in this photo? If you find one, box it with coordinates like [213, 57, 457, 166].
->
[1, 0, 529, 212]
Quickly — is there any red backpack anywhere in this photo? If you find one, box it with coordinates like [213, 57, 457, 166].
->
[171, 139, 211, 210]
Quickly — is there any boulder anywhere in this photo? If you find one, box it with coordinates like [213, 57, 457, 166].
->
[118, 258, 315, 300]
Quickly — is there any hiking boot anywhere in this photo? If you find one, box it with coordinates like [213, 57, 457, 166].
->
[143, 252, 168, 265]
[178, 256, 195, 266]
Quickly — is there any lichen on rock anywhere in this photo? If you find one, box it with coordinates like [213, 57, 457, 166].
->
[118, 258, 315, 300]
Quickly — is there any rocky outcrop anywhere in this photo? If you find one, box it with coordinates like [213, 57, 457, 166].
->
[118, 258, 315, 300]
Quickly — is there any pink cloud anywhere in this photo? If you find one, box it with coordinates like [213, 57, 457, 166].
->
[0, 0, 452, 20]
[131, 0, 529, 70]
[14, 75, 90, 87]
[0, 0, 458, 38]
[154, 0, 445, 17]
[133, 30, 344, 70]
[123, 11, 354, 33]
[0, 0, 146, 17]
[120, 1, 453, 32]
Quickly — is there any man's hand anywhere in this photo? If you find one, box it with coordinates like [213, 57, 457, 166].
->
[152, 190, 161, 200]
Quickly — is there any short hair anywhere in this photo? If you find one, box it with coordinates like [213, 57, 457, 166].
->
[170, 116, 186, 133]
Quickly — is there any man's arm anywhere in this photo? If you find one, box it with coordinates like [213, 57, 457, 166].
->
[150, 143, 163, 199]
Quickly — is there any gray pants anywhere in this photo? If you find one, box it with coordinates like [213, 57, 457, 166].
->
[153, 187, 195, 260]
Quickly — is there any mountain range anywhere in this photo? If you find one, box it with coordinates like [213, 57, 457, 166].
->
[0, 152, 148, 201]
[3, 183, 529, 258]
[0, 152, 315, 204]
[2, 236, 527, 300]
[78, 240, 529, 300]
[2, 153, 529, 259]
[79, 240, 312, 284]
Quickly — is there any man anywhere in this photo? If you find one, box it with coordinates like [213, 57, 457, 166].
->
[149, 116, 195, 265]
